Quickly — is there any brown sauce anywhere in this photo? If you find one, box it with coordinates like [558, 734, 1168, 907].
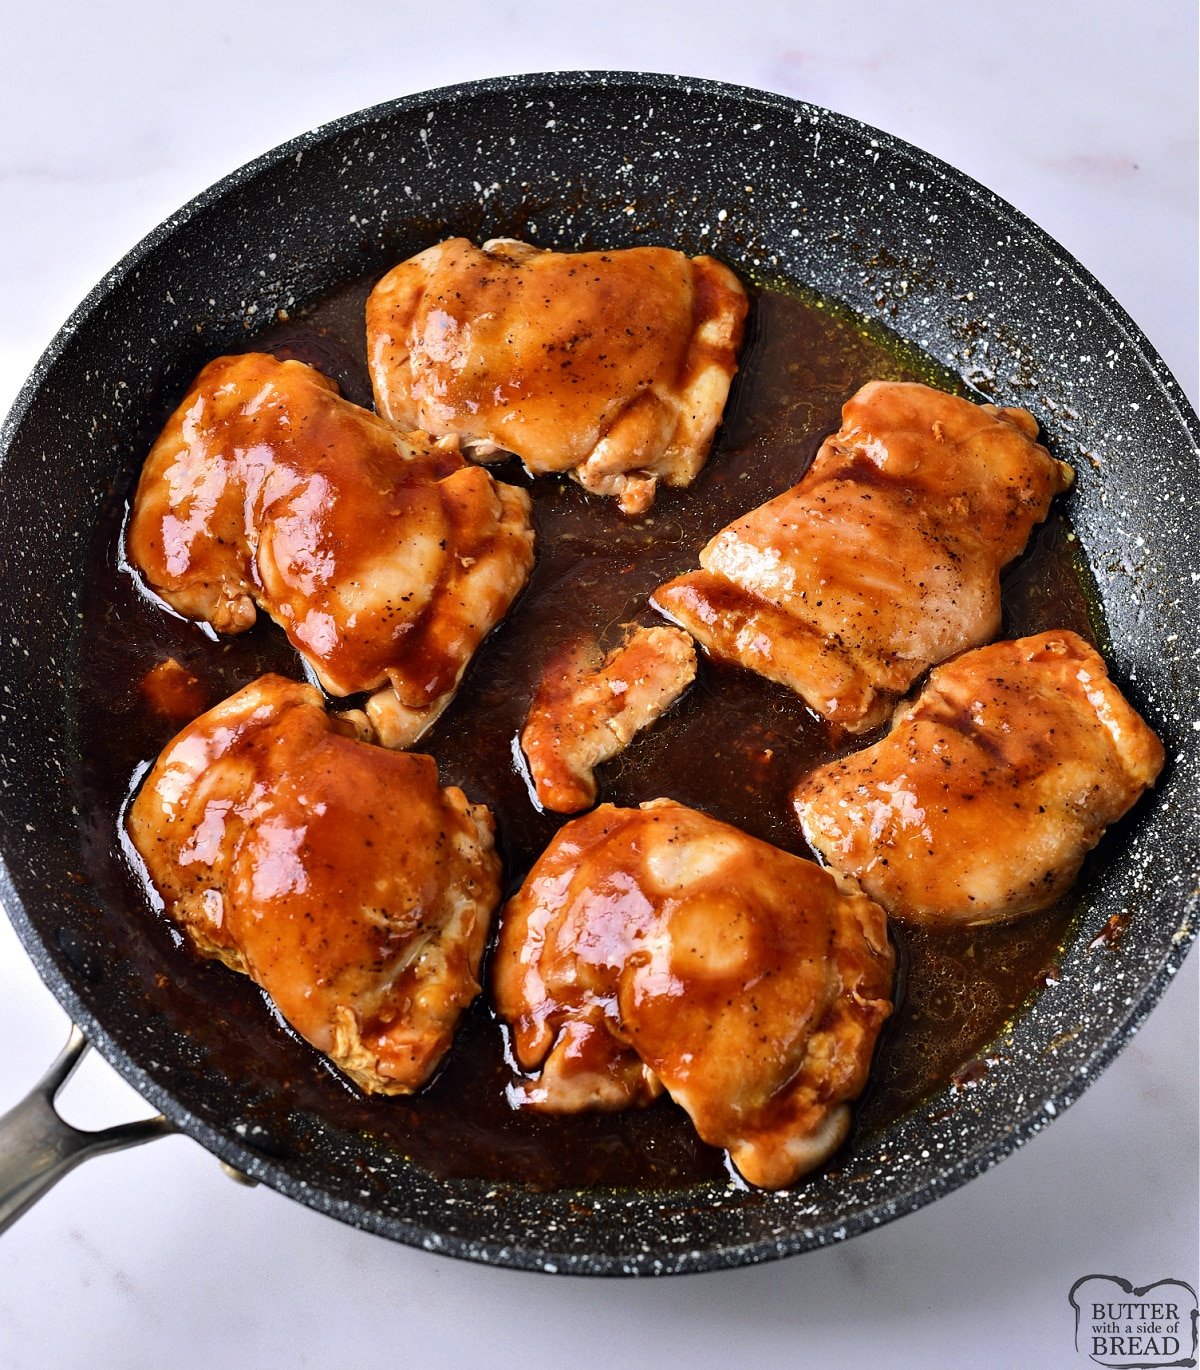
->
[75, 277, 1097, 1190]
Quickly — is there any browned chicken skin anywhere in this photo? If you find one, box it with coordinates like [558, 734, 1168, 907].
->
[493, 800, 894, 1188]
[794, 631, 1165, 926]
[127, 675, 502, 1093]
[366, 237, 748, 515]
[126, 352, 535, 747]
[653, 381, 1074, 731]
[520, 625, 697, 813]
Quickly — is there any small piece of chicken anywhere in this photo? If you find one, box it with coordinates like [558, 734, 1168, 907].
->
[127, 674, 501, 1093]
[794, 631, 1165, 927]
[520, 625, 697, 813]
[493, 800, 894, 1188]
[126, 352, 535, 748]
[366, 237, 748, 515]
[653, 380, 1074, 731]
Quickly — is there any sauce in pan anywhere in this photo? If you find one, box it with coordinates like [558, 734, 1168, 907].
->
[75, 274, 1097, 1190]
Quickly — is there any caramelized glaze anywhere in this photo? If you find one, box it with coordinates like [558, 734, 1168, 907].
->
[77, 279, 1100, 1188]
[494, 799, 894, 1189]
[795, 630, 1164, 925]
[126, 674, 501, 1093]
[520, 625, 697, 813]
[367, 238, 748, 513]
[126, 351, 534, 745]
[654, 380, 1074, 731]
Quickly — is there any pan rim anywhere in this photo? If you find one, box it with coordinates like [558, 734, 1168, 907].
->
[3, 70, 1197, 463]
[1, 69, 1196, 1277]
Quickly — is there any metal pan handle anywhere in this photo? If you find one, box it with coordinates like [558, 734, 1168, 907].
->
[0, 1025, 174, 1234]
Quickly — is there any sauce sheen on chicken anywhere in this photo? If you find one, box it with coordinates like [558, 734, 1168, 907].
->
[366, 237, 748, 515]
[127, 674, 502, 1092]
[105, 248, 1152, 1194]
[794, 631, 1165, 925]
[493, 799, 894, 1188]
[520, 624, 697, 813]
[654, 380, 1075, 730]
[126, 352, 535, 747]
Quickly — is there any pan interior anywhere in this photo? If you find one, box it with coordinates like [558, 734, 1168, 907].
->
[0, 73, 1195, 1275]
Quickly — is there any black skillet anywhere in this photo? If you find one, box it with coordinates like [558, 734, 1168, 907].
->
[0, 72, 1196, 1275]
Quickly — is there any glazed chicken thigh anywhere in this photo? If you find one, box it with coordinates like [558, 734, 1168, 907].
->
[493, 800, 894, 1188]
[128, 674, 502, 1092]
[520, 625, 697, 813]
[366, 237, 748, 515]
[654, 381, 1074, 731]
[126, 352, 534, 747]
[794, 631, 1165, 926]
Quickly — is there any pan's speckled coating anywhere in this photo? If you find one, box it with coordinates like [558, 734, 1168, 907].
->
[0, 72, 1196, 1276]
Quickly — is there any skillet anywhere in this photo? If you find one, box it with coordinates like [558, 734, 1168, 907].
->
[0, 71, 1196, 1275]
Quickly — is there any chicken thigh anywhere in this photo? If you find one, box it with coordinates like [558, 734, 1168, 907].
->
[126, 352, 535, 747]
[653, 380, 1074, 731]
[493, 800, 894, 1188]
[520, 625, 697, 813]
[794, 631, 1164, 926]
[366, 237, 748, 515]
[127, 674, 502, 1093]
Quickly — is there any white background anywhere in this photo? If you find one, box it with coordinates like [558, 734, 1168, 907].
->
[1, 3, 1196, 1367]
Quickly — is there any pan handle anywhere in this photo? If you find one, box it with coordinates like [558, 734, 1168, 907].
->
[0, 1025, 175, 1234]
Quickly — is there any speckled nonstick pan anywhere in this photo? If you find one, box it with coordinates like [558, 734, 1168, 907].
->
[0, 72, 1196, 1275]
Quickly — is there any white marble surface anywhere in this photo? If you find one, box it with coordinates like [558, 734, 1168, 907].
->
[1, 2, 1196, 1367]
